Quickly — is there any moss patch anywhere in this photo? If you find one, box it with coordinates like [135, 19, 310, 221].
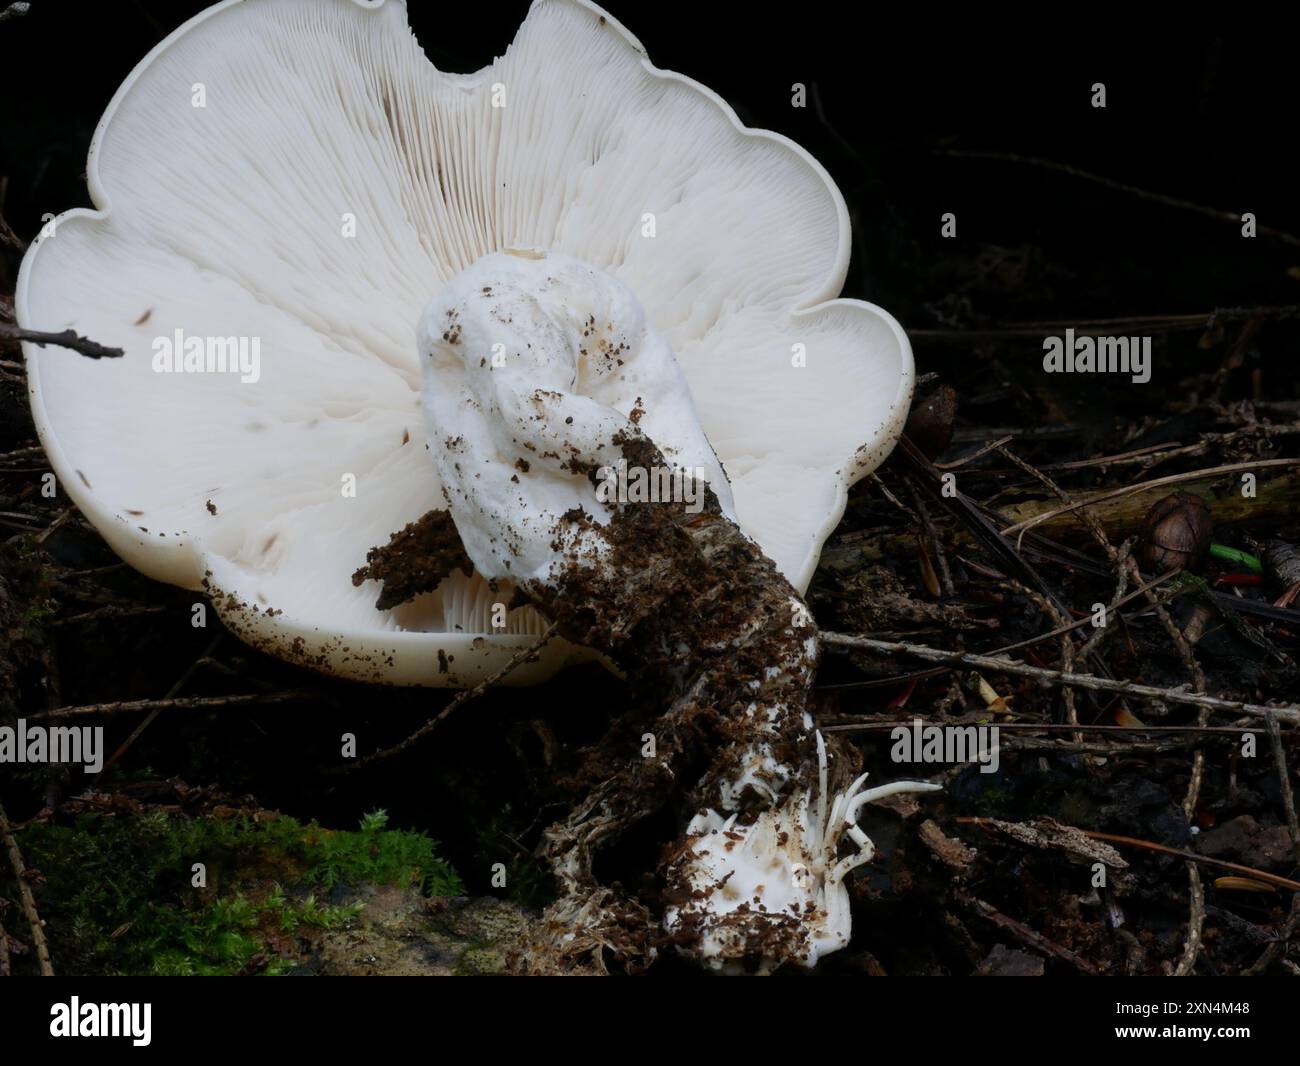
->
[1, 806, 463, 975]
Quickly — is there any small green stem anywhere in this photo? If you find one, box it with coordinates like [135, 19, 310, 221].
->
[1209, 543, 1262, 572]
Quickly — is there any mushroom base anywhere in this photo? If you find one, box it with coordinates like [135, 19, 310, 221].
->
[507, 438, 937, 973]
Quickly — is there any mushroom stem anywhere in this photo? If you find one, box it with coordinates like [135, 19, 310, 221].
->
[418, 250, 935, 972]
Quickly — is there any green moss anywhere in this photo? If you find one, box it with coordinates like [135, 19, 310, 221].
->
[1, 807, 461, 976]
[310, 808, 462, 895]
[266, 884, 365, 933]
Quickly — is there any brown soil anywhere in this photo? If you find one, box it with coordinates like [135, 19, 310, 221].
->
[352, 509, 474, 611]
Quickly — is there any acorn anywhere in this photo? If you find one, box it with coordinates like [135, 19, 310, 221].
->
[903, 384, 957, 460]
[1140, 492, 1212, 573]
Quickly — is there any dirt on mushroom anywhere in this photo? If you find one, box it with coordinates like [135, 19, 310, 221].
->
[353, 509, 475, 612]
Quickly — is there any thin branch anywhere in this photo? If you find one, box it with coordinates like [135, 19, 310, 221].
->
[819, 568, 1176, 696]
[1081, 829, 1300, 893]
[0, 323, 124, 360]
[28, 690, 317, 721]
[957, 818, 1300, 893]
[910, 306, 1300, 343]
[1173, 863, 1205, 976]
[99, 634, 225, 776]
[821, 630, 1300, 723]
[822, 720, 1268, 736]
[1267, 713, 1300, 868]
[954, 889, 1099, 974]
[0, 801, 53, 975]
[326, 623, 559, 774]
[48, 605, 169, 627]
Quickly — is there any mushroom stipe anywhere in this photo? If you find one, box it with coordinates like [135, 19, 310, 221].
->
[415, 251, 936, 971]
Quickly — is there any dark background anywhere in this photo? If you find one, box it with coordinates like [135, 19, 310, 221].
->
[2, 1, 1299, 935]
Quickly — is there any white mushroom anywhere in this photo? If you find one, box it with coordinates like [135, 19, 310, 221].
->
[16, 0, 912, 687]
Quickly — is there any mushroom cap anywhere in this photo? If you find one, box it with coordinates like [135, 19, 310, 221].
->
[17, 0, 913, 687]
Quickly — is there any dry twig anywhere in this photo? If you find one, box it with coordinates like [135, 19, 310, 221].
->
[0, 323, 124, 361]
[822, 631, 1300, 723]
[0, 801, 53, 975]
[327, 624, 559, 774]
